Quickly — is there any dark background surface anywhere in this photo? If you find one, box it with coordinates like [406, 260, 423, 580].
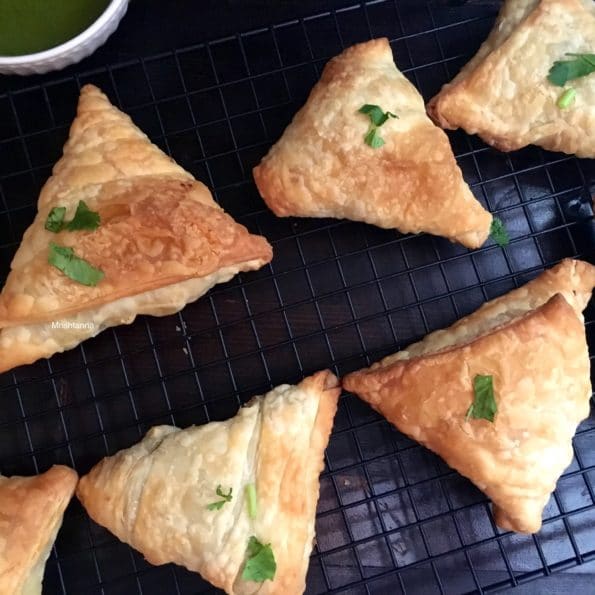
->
[0, 0, 503, 92]
[90, 0, 497, 57]
[0, 1, 594, 594]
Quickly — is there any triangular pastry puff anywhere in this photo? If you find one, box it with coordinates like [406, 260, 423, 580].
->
[344, 259, 595, 533]
[0, 85, 272, 374]
[0, 465, 78, 594]
[253, 38, 492, 249]
[428, 0, 595, 157]
[77, 370, 340, 594]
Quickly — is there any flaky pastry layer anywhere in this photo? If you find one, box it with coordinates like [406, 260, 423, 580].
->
[254, 38, 492, 248]
[0, 466, 78, 595]
[344, 259, 595, 533]
[428, 0, 595, 156]
[77, 371, 340, 595]
[0, 262, 262, 374]
[377, 258, 595, 367]
[0, 85, 272, 373]
[0, 177, 272, 327]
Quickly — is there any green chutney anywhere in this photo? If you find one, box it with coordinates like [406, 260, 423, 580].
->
[0, 0, 110, 56]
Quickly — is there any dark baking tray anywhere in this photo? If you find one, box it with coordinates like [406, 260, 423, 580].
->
[0, 1, 594, 593]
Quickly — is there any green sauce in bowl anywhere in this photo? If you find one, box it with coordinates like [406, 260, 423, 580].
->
[0, 0, 111, 56]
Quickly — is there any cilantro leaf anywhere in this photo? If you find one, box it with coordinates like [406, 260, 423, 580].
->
[44, 201, 100, 233]
[217, 485, 232, 499]
[65, 200, 101, 231]
[466, 374, 497, 423]
[548, 53, 595, 87]
[490, 217, 509, 247]
[45, 207, 67, 233]
[206, 500, 226, 511]
[48, 243, 104, 286]
[358, 104, 398, 149]
[241, 536, 276, 583]
[206, 485, 233, 511]
[245, 483, 257, 519]
[358, 104, 398, 127]
[364, 127, 385, 149]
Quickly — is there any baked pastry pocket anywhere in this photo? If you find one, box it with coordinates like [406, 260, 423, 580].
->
[254, 38, 492, 249]
[77, 370, 341, 595]
[0, 465, 78, 595]
[344, 259, 595, 533]
[0, 85, 272, 374]
[428, 0, 595, 157]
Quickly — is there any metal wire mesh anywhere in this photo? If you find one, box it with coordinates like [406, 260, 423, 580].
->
[0, 1, 594, 593]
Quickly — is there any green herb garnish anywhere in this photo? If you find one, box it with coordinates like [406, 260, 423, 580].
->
[490, 217, 509, 247]
[358, 104, 398, 127]
[358, 104, 398, 148]
[48, 242, 104, 286]
[557, 87, 576, 109]
[245, 483, 257, 519]
[44, 200, 100, 233]
[65, 200, 101, 231]
[364, 127, 385, 149]
[45, 207, 66, 233]
[206, 485, 233, 511]
[241, 536, 276, 583]
[548, 53, 595, 87]
[466, 374, 497, 423]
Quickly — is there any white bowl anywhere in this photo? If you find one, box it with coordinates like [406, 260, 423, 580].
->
[0, 0, 129, 76]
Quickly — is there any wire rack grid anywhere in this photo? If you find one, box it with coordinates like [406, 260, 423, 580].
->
[0, 1, 594, 593]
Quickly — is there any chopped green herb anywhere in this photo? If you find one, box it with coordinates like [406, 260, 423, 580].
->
[66, 200, 101, 231]
[48, 242, 104, 286]
[466, 374, 497, 423]
[241, 536, 276, 583]
[206, 485, 233, 511]
[557, 87, 576, 109]
[364, 127, 385, 149]
[245, 483, 257, 519]
[490, 217, 509, 247]
[358, 104, 398, 127]
[44, 200, 100, 233]
[45, 207, 67, 233]
[358, 104, 397, 149]
[548, 53, 595, 87]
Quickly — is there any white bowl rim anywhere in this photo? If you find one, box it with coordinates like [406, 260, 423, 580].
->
[0, 0, 127, 65]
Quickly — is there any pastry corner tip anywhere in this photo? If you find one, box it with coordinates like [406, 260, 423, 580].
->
[492, 504, 542, 534]
[341, 368, 364, 395]
[79, 83, 101, 95]
[425, 91, 453, 130]
[78, 83, 109, 104]
[456, 224, 492, 250]
[334, 37, 392, 63]
[36, 465, 79, 503]
[308, 368, 341, 394]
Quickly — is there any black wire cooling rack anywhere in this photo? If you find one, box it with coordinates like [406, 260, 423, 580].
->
[0, 1, 594, 593]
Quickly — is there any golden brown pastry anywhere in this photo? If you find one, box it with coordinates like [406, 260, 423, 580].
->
[428, 0, 595, 157]
[77, 370, 340, 595]
[0, 85, 272, 374]
[0, 465, 78, 594]
[344, 259, 595, 533]
[253, 38, 492, 249]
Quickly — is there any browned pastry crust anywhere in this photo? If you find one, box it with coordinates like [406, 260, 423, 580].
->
[428, 0, 595, 157]
[0, 85, 272, 373]
[253, 38, 492, 249]
[344, 259, 595, 533]
[0, 176, 272, 326]
[0, 465, 78, 594]
[38, 84, 193, 209]
[77, 371, 341, 595]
